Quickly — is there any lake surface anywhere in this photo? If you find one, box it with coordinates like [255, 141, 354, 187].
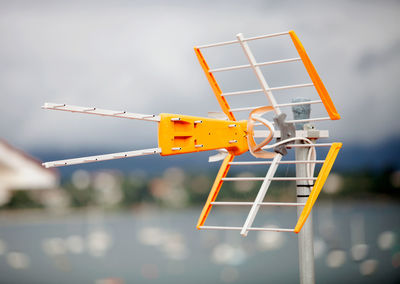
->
[0, 201, 399, 284]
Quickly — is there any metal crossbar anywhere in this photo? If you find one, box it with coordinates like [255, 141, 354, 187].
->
[229, 160, 325, 165]
[237, 33, 281, 116]
[230, 106, 263, 112]
[251, 117, 331, 126]
[252, 116, 331, 127]
[200, 226, 295, 232]
[209, 57, 301, 73]
[229, 100, 322, 112]
[196, 31, 290, 49]
[222, 177, 317, 181]
[42, 148, 161, 168]
[42, 103, 160, 122]
[286, 117, 331, 124]
[222, 89, 264, 97]
[240, 154, 282, 236]
[277, 100, 322, 108]
[284, 143, 333, 148]
[221, 83, 314, 97]
[253, 129, 329, 139]
[211, 202, 306, 206]
[267, 83, 314, 91]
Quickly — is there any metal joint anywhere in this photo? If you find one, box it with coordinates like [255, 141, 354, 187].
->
[273, 113, 296, 155]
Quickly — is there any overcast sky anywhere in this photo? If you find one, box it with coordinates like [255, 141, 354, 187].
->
[1, 0, 399, 153]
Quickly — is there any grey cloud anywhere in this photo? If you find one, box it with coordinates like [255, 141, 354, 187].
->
[357, 40, 400, 72]
[1, 0, 399, 152]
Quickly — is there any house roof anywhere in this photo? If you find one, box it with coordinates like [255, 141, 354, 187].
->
[0, 140, 59, 191]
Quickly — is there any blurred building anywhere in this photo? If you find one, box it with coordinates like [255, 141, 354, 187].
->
[0, 140, 59, 205]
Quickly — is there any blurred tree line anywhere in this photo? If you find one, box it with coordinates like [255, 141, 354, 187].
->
[1, 165, 399, 210]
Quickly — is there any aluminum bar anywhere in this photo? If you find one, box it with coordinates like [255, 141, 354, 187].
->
[237, 33, 281, 116]
[200, 225, 294, 232]
[230, 100, 322, 112]
[209, 57, 301, 73]
[229, 160, 324, 165]
[243, 31, 290, 41]
[221, 83, 313, 97]
[267, 83, 314, 91]
[196, 31, 290, 49]
[222, 177, 317, 181]
[286, 117, 330, 124]
[43, 148, 161, 168]
[284, 143, 333, 148]
[230, 106, 261, 112]
[253, 130, 329, 138]
[276, 100, 322, 108]
[211, 202, 306, 206]
[42, 103, 160, 122]
[240, 154, 282, 236]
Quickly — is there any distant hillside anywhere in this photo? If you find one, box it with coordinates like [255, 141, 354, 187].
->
[334, 136, 400, 172]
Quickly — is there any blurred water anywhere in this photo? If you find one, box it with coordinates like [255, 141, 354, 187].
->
[0, 201, 399, 284]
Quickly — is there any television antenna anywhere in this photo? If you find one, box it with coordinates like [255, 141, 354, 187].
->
[42, 31, 341, 283]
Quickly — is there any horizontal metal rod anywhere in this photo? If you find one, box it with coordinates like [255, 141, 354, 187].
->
[42, 102, 160, 122]
[254, 130, 329, 139]
[259, 143, 332, 152]
[229, 160, 325, 165]
[253, 130, 329, 139]
[211, 202, 306, 206]
[209, 57, 301, 73]
[209, 63, 250, 73]
[196, 39, 239, 49]
[230, 106, 262, 112]
[253, 116, 331, 126]
[243, 31, 291, 42]
[286, 117, 331, 124]
[222, 177, 317, 181]
[222, 89, 263, 97]
[276, 100, 322, 108]
[256, 57, 301, 67]
[42, 148, 161, 168]
[196, 31, 290, 49]
[284, 143, 333, 148]
[269, 177, 319, 181]
[230, 101, 322, 112]
[221, 83, 314, 97]
[222, 177, 265, 181]
[267, 83, 314, 91]
[200, 225, 295, 232]
[230, 109, 331, 126]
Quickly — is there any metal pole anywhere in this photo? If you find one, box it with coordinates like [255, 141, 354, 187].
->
[293, 98, 315, 284]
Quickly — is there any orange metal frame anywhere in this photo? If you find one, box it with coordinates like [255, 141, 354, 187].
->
[194, 48, 236, 121]
[196, 153, 234, 229]
[294, 142, 342, 233]
[194, 32, 342, 234]
[289, 31, 341, 120]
